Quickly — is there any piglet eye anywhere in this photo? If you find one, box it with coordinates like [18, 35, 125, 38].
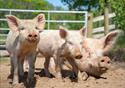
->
[35, 26, 39, 30]
[39, 30, 43, 33]
[68, 41, 73, 45]
[107, 61, 110, 64]
[35, 26, 38, 29]
[35, 26, 43, 33]
[101, 59, 104, 62]
[20, 27, 25, 30]
[80, 41, 83, 45]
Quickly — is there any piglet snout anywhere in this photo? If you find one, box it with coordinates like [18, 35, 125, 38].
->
[99, 56, 111, 71]
[28, 34, 37, 38]
[27, 32, 39, 42]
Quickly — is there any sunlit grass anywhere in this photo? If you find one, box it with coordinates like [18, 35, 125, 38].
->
[0, 57, 9, 64]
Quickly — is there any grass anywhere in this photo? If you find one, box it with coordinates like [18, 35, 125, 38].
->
[0, 34, 7, 45]
[0, 57, 9, 64]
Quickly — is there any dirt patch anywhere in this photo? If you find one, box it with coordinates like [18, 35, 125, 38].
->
[0, 57, 125, 88]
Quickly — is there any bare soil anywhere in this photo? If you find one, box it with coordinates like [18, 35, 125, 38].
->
[0, 57, 125, 88]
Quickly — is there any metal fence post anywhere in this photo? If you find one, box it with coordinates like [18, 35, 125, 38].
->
[9, 10, 12, 15]
[48, 12, 50, 30]
[84, 12, 88, 37]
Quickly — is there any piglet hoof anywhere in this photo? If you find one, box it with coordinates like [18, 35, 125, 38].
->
[12, 83, 24, 88]
[26, 78, 36, 88]
[7, 74, 13, 83]
[8, 79, 13, 84]
[70, 72, 77, 79]
[12, 82, 20, 88]
[81, 72, 89, 81]
[44, 69, 52, 78]
[26, 78, 33, 85]
[12, 80, 18, 87]
[51, 71, 62, 80]
[19, 75, 25, 83]
[54, 72, 62, 81]
[56, 74, 62, 79]
[78, 72, 83, 81]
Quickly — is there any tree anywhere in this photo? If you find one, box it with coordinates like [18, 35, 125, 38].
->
[0, 0, 54, 10]
[110, 0, 125, 33]
[99, 0, 125, 33]
[0, 0, 54, 28]
[61, 0, 125, 34]
[61, 0, 99, 11]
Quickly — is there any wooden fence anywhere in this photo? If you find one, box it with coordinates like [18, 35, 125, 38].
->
[87, 12, 116, 38]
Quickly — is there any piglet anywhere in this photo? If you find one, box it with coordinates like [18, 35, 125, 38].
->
[6, 14, 45, 86]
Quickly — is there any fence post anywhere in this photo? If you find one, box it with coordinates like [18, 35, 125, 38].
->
[87, 12, 93, 38]
[9, 10, 12, 15]
[48, 12, 50, 30]
[104, 1, 109, 35]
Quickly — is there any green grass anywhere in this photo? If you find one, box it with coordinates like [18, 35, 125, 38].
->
[0, 34, 7, 45]
[0, 57, 9, 64]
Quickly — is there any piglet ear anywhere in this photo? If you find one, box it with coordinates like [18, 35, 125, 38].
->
[59, 26, 68, 39]
[80, 26, 86, 36]
[6, 15, 20, 31]
[103, 30, 120, 52]
[34, 13, 45, 30]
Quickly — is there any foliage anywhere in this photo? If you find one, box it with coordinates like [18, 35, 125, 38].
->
[109, 0, 125, 33]
[0, 0, 54, 10]
[0, 0, 54, 28]
[61, 0, 104, 30]
[49, 12, 85, 30]
[61, 0, 99, 11]
[99, 0, 125, 33]
[61, 0, 125, 32]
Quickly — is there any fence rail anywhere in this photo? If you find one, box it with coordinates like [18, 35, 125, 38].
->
[0, 9, 88, 30]
[0, 9, 88, 13]
[92, 13, 116, 38]
[93, 13, 116, 22]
